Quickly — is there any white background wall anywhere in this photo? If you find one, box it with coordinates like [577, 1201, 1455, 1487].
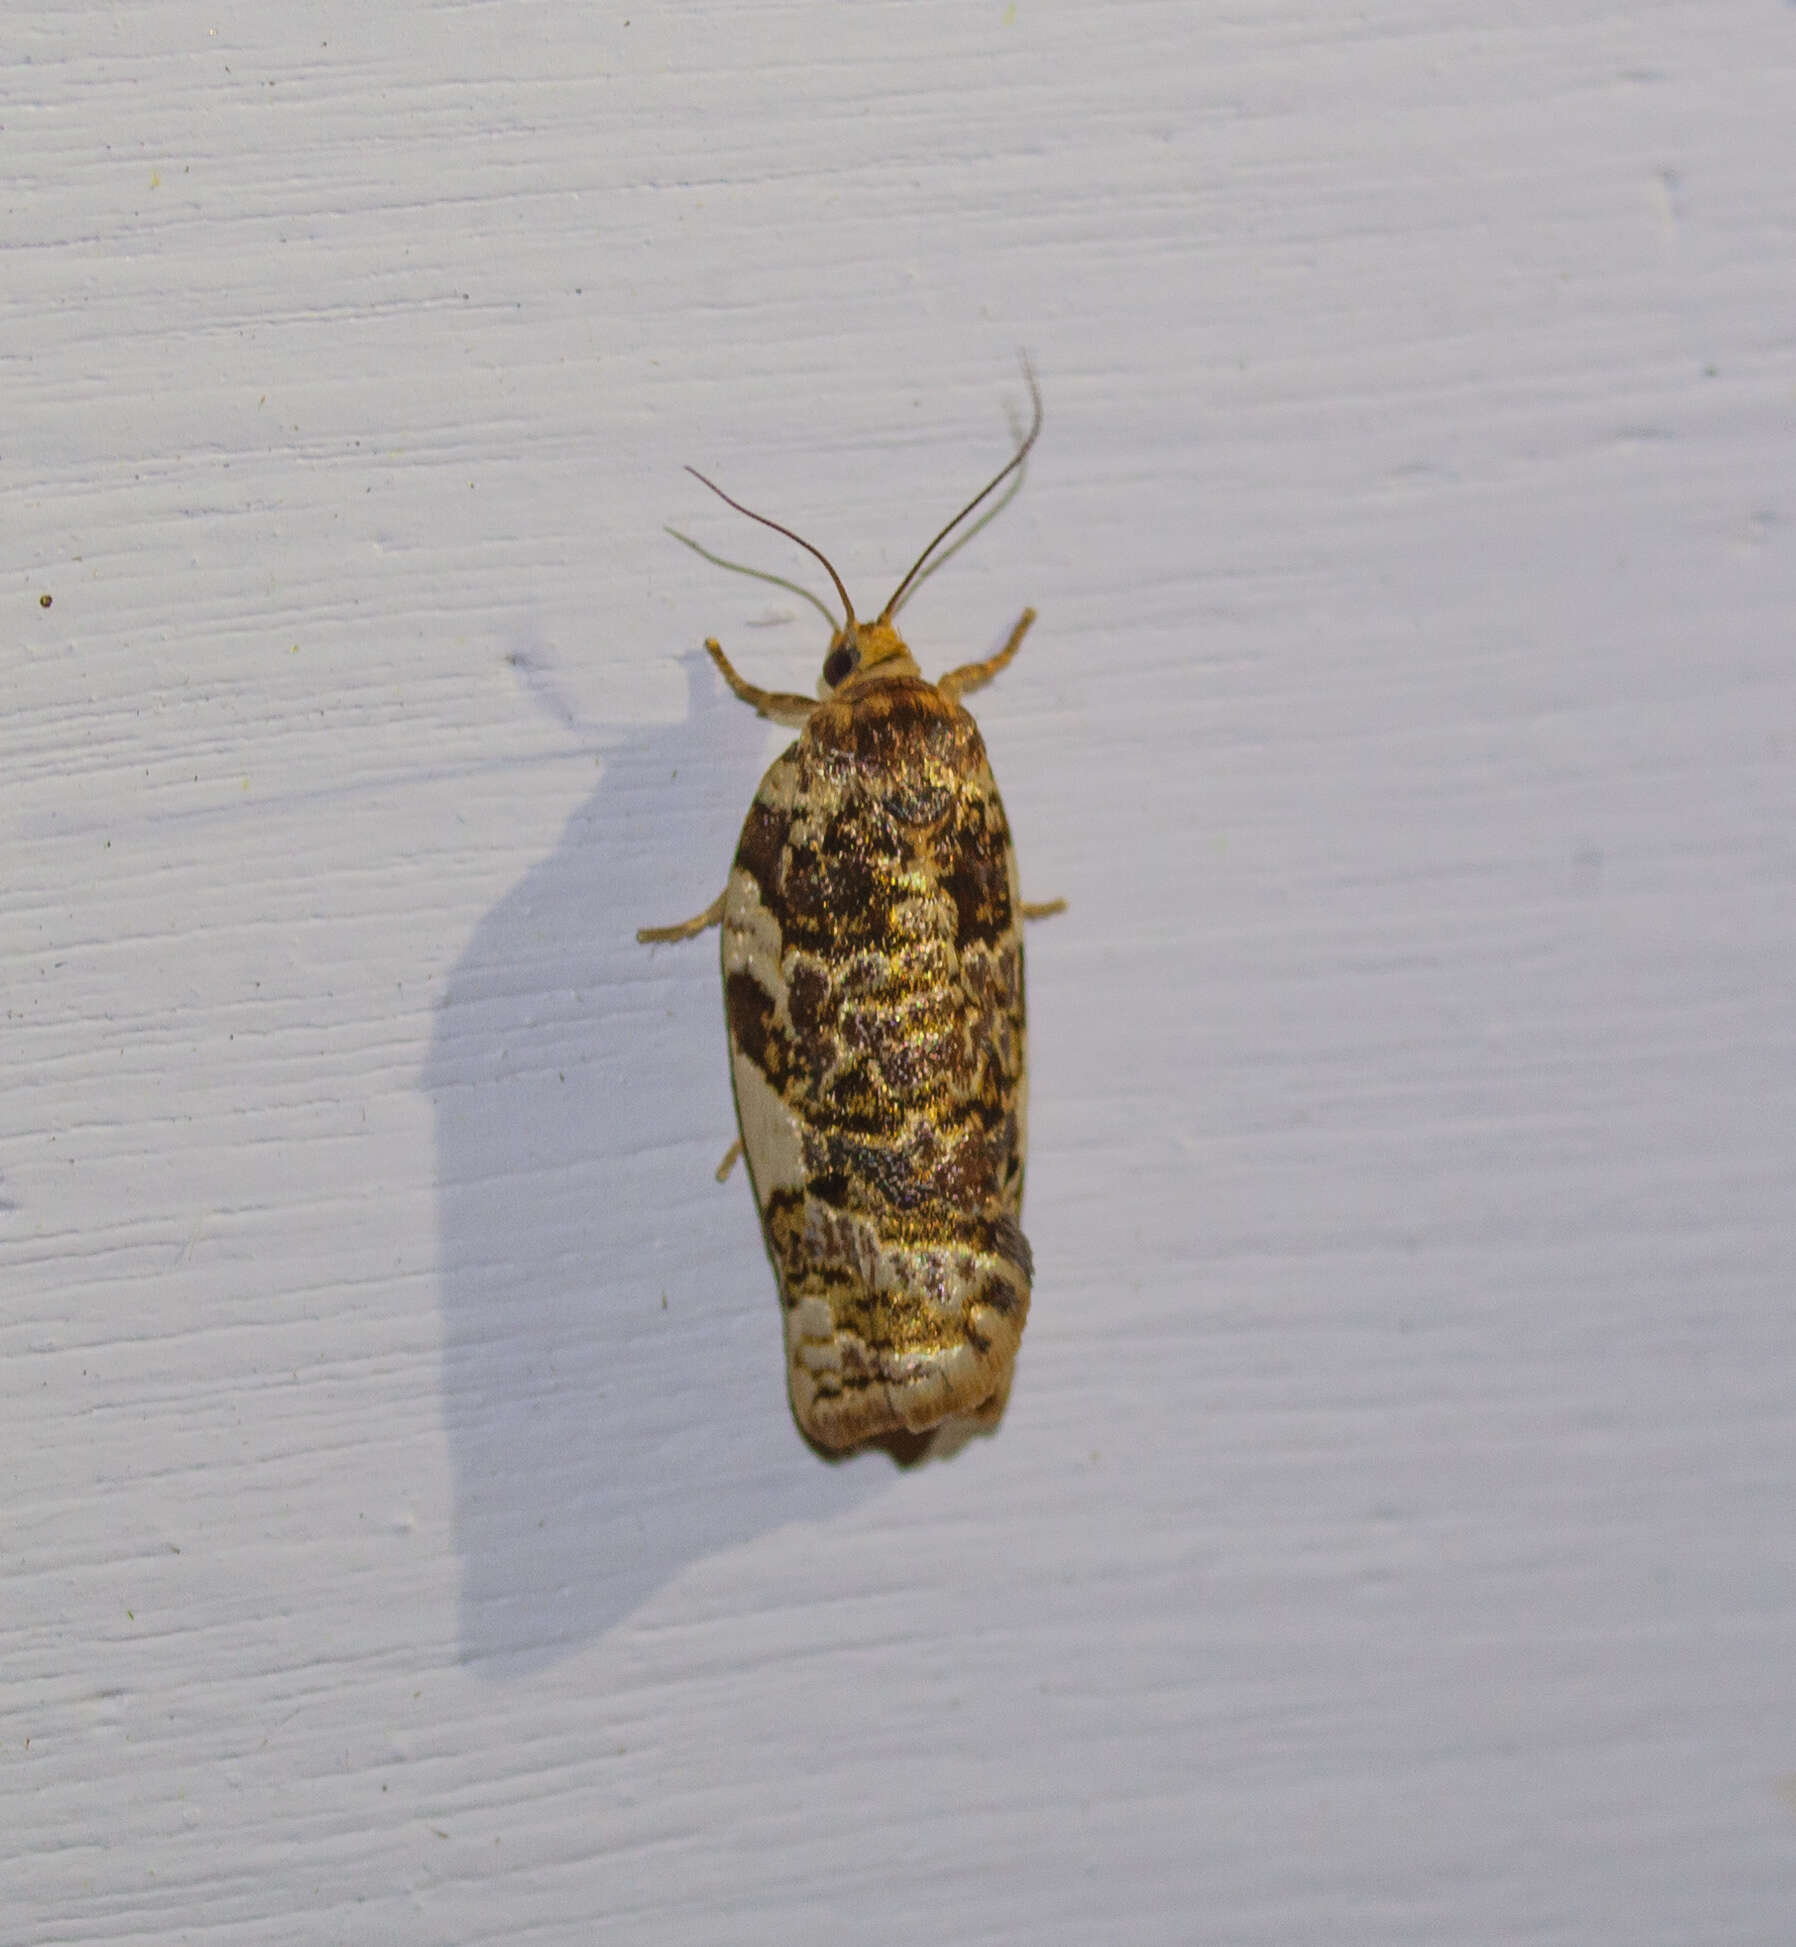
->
[6, 4, 1794, 1941]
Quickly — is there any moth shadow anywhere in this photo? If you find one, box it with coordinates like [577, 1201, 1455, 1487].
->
[424, 647, 886, 1676]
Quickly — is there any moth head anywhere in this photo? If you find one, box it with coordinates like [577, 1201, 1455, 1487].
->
[685, 357, 1043, 701]
[819, 620, 917, 696]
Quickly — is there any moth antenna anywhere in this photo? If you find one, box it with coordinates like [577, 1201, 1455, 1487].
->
[686, 466, 856, 633]
[878, 356, 1043, 624]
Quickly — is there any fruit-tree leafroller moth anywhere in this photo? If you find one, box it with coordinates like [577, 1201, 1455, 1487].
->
[640, 370, 1061, 1452]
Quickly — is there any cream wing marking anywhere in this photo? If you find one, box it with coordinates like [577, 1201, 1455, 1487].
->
[722, 867, 806, 1198]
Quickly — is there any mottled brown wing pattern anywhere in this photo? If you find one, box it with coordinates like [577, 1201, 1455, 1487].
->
[720, 678, 1032, 1450]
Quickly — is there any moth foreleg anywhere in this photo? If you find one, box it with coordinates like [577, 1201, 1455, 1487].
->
[1020, 897, 1066, 921]
[939, 606, 1036, 704]
[706, 638, 817, 727]
[714, 1138, 744, 1183]
[637, 892, 726, 944]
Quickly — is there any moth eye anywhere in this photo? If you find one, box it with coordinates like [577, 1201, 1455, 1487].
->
[822, 642, 860, 689]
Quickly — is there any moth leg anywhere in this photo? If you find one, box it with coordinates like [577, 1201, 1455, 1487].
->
[637, 892, 725, 944]
[1020, 897, 1066, 921]
[707, 638, 817, 727]
[938, 607, 1036, 704]
[714, 1138, 744, 1183]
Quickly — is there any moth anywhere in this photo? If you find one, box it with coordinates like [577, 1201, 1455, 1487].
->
[640, 373, 1060, 1453]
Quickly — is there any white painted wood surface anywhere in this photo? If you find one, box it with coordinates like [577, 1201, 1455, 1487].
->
[6, 4, 1794, 1940]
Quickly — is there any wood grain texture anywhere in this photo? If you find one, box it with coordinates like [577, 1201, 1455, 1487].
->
[5, 3, 1795, 1942]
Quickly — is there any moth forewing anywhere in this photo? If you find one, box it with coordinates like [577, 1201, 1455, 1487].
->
[715, 674, 1036, 1452]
